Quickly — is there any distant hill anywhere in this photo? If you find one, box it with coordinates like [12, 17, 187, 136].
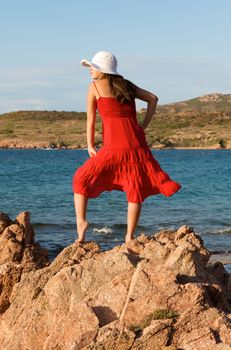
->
[0, 93, 231, 149]
[159, 93, 231, 113]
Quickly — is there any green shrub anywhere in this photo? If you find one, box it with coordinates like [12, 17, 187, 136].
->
[128, 309, 179, 333]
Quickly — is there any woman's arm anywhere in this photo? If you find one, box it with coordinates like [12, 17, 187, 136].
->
[86, 83, 97, 157]
[134, 85, 159, 129]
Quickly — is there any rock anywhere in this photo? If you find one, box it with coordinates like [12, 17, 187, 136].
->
[0, 212, 50, 315]
[212, 345, 231, 350]
[0, 263, 22, 314]
[199, 93, 223, 103]
[0, 212, 231, 349]
[15, 211, 35, 244]
[176, 224, 194, 236]
[0, 212, 13, 234]
[0, 212, 48, 267]
[132, 319, 173, 350]
[85, 320, 135, 350]
[41, 301, 99, 350]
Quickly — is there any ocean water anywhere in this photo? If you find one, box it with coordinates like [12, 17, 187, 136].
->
[0, 149, 231, 264]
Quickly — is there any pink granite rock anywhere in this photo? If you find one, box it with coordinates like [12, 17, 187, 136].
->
[0, 216, 230, 350]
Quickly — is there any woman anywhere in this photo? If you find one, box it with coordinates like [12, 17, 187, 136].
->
[73, 51, 181, 243]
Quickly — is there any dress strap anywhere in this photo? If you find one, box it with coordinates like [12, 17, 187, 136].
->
[93, 81, 101, 99]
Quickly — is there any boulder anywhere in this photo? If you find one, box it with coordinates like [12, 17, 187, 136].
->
[0, 212, 13, 234]
[0, 212, 50, 314]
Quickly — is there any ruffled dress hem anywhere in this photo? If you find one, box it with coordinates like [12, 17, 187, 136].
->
[72, 146, 181, 204]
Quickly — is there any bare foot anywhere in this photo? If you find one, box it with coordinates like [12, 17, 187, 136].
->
[77, 220, 89, 243]
[125, 234, 134, 243]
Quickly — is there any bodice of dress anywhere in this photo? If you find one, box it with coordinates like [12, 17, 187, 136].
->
[96, 97, 146, 149]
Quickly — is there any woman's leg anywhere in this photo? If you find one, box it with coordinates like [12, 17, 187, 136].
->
[74, 193, 89, 242]
[125, 202, 142, 243]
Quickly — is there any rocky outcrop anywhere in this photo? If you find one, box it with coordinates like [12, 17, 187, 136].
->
[0, 212, 50, 314]
[0, 212, 230, 350]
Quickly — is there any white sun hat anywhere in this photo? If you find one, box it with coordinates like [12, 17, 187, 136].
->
[81, 51, 119, 75]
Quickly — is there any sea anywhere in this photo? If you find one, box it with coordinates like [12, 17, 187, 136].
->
[0, 149, 231, 269]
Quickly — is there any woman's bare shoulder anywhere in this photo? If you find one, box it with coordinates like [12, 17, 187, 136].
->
[88, 81, 96, 92]
[87, 81, 97, 97]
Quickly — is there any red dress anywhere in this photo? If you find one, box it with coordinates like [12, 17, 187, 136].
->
[73, 85, 181, 203]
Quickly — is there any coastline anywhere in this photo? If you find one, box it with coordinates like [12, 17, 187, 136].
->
[1, 94, 231, 152]
[0, 143, 230, 150]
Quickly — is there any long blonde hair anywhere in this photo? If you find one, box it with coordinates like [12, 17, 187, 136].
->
[104, 74, 136, 103]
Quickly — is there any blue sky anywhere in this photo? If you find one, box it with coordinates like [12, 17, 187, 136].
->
[0, 0, 230, 113]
